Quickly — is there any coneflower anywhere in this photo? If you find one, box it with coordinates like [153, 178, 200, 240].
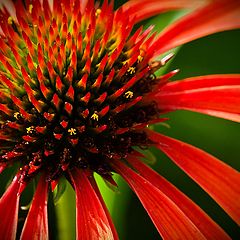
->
[0, 0, 239, 239]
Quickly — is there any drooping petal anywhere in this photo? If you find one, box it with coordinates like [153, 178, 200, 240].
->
[122, 0, 204, 24]
[127, 155, 230, 239]
[111, 159, 206, 240]
[20, 174, 49, 240]
[70, 168, 117, 240]
[149, 0, 240, 57]
[89, 176, 119, 240]
[147, 130, 240, 225]
[156, 75, 240, 122]
[0, 174, 21, 240]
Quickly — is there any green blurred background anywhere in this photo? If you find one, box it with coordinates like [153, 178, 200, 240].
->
[0, 0, 240, 239]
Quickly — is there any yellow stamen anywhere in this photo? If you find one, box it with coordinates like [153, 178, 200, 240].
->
[26, 126, 34, 134]
[14, 112, 21, 120]
[68, 128, 77, 136]
[127, 67, 136, 75]
[137, 55, 143, 63]
[91, 112, 99, 121]
[29, 4, 33, 14]
[95, 9, 101, 17]
[125, 91, 134, 99]
[8, 17, 13, 25]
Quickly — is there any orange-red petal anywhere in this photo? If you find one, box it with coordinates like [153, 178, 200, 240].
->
[156, 75, 240, 122]
[127, 155, 230, 239]
[20, 174, 49, 240]
[70, 168, 117, 240]
[150, 0, 240, 57]
[147, 130, 240, 225]
[112, 159, 206, 240]
[0, 175, 21, 240]
[122, 0, 204, 24]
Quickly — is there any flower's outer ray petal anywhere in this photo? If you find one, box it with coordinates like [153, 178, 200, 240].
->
[111, 160, 206, 240]
[160, 74, 240, 91]
[0, 175, 21, 240]
[147, 130, 240, 225]
[122, 0, 204, 24]
[127, 156, 231, 240]
[89, 176, 119, 240]
[156, 75, 240, 122]
[149, 0, 240, 57]
[70, 168, 117, 240]
[20, 174, 49, 240]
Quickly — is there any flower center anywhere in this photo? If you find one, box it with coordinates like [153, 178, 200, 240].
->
[0, 1, 161, 182]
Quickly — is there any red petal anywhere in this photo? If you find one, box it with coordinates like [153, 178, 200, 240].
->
[156, 75, 240, 122]
[122, 0, 203, 24]
[111, 160, 206, 240]
[127, 156, 230, 239]
[88, 176, 119, 240]
[147, 130, 240, 225]
[150, 0, 240, 57]
[20, 174, 49, 240]
[70, 169, 117, 240]
[0, 175, 21, 240]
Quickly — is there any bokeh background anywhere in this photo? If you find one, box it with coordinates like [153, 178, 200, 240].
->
[0, 0, 239, 239]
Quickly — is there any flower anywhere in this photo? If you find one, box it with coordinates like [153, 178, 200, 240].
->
[0, 0, 239, 239]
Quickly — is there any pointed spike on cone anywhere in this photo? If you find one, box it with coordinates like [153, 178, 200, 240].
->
[98, 105, 110, 118]
[65, 67, 74, 83]
[66, 86, 75, 101]
[104, 68, 115, 87]
[52, 93, 62, 110]
[94, 92, 108, 105]
[80, 92, 91, 105]
[92, 74, 103, 90]
[64, 102, 73, 115]
[77, 73, 88, 91]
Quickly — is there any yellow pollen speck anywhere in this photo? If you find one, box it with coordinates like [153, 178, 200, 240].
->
[29, 4, 33, 14]
[125, 91, 133, 99]
[137, 55, 143, 63]
[14, 112, 21, 120]
[26, 126, 34, 134]
[20, 167, 22, 171]
[8, 17, 13, 25]
[91, 112, 99, 121]
[68, 128, 77, 136]
[95, 9, 101, 17]
[127, 67, 136, 75]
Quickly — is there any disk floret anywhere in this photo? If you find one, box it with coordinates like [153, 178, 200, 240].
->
[0, 1, 163, 181]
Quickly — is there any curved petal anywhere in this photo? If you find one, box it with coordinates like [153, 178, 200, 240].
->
[20, 174, 49, 240]
[156, 75, 240, 122]
[149, 0, 240, 57]
[0, 174, 21, 240]
[70, 168, 117, 240]
[160, 74, 240, 92]
[88, 177, 119, 240]
[122, 0, 204, 24]
[111, 159, 206, 240]
[147, 130, 240, 225]
[127, 155, 230, 239]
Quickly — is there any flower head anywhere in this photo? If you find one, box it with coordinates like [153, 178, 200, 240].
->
[0, 0, 240, 239]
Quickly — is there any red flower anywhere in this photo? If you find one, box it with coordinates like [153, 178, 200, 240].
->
[0, 0, 239, 239]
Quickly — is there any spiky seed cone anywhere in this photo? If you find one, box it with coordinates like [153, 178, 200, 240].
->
[0, 0, 170, 182]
